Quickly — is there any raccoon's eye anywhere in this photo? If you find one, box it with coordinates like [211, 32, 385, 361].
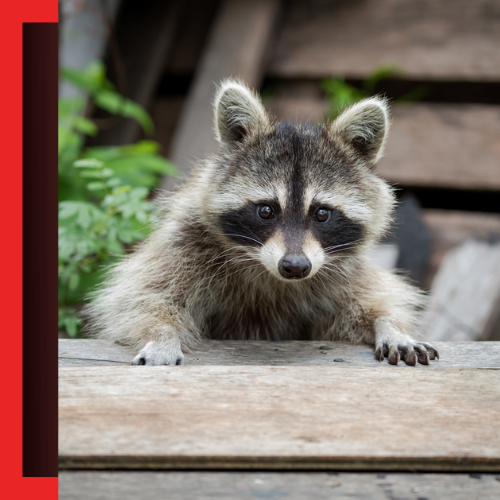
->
[258, 205, 274, 219]
[314, 208, 330, 223]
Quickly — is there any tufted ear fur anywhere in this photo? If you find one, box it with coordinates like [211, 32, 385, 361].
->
[214, 79, 270, 148]
[330, 97, 390, 165]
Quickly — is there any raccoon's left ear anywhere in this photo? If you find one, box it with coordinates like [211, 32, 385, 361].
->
[214, 79, 270, 148]
[330, 97, 390, 165]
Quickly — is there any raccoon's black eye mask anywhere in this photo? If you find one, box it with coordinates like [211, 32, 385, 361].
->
[220, 199, 364, 252]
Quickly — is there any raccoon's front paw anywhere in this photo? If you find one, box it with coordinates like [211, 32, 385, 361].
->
[374, 336, 439, 366]
[132, 340, 185, 366]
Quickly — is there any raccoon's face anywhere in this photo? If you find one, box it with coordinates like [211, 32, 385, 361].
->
[206, 80, 394, 282]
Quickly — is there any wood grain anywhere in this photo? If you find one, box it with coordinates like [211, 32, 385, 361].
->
[266, 98, 500, 192]
[59, 366, 500, 471]
[379, 104, 500, 191]
[58, 339, 500, 368]
[162, 0, 280, 190]
[423, 240, 500, 341]
[423, 210, 500, 289]
[59, 471, 500, 500]
[268, 0, 500, 81]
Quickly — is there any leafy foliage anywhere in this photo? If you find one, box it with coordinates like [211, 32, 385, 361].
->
[58, 62, 178, 336]
[322, 65, 425, 120]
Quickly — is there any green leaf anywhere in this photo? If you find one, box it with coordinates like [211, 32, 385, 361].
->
[120, 140, 160, 156]
[106, 237, 125, 255]
[112, 185, 131, 195]
[61, 61, 112, 94]
[74, 158, 103, 168]
[101, 168, 114, 178]
[87, 181, 106, 191]
[58, 97, 85, 116]
[68, 115, 98, 136]
[59, 201, 79, 219]
[130, 187, 149, 199]
[106, 177, 122, 187]
[58, 126, 80, 156]
[68, 273, 80, 291]
[93, 90, 154, 135]
[79, 170, 104, 179]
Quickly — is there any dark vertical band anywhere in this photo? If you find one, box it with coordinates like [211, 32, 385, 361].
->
[23, 22, 58, 477]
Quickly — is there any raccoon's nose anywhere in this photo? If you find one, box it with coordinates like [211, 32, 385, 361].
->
[279, 254, 312, 279]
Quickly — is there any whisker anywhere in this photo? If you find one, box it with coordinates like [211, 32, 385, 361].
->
[223, 234, 263, 246]
[324, 240, 362, 254]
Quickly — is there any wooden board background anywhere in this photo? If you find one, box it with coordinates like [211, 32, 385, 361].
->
[162, 0, 280, 188]
[423, 210, 500, 288]
[266, 97, 500, 192]
[268, 0, 500, 81]
[59, 365, 500, 471]
[59, 471, 500, 500]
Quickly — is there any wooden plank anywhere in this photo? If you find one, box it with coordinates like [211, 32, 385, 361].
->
[59, 366, 500, 471]
[59, 471, 500, 500]
[59, 0, 122, 99]
[266, 97, 500, 192]
[423, 210, 500, 289]
[58, 339, 500, 368]
[423, 240, 500, 342]
[268, 0, 500, 81]
[92, 0, 183, 146]
[161, 0, 281, 190]
[380, 104, 500, 191]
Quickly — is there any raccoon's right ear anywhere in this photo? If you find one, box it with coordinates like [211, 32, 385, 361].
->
[330, 97, 390, 166]
[214, 79, 270, 148]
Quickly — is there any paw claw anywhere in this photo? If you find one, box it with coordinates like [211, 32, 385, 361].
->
[388, 350, 400, 365]
[417, 352, 430, 365]
[404, 352, 417, 366]
[375, 333, 439, 367]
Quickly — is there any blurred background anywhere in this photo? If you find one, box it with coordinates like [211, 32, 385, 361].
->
[58, 0, 500, 341]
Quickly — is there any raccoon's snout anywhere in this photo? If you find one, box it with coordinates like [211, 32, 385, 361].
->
[278, 254, 312, 280]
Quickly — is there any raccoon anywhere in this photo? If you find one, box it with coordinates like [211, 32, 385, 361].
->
[85, 79, 439, 366]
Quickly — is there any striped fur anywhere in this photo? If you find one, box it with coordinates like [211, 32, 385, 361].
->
[84, 80, 437, 366]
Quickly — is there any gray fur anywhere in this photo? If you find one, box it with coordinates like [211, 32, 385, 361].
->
[84, 80, 436, 366]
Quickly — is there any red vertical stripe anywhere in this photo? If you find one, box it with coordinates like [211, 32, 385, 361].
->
[0, 1, 58, 498]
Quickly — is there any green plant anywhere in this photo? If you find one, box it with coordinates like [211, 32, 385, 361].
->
[322, 65, 425, 121]
[58, 61, 178, 336]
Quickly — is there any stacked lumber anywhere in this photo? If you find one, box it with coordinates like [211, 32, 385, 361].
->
[93, 0, 500, 340]
[263, 0, 500, 340]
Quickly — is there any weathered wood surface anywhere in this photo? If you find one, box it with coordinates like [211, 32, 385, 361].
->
[380, 104, 500, 191]
[59, 0, 122, 99]
[423, 240, 500, 342]
[268, 0, 500, 81]
[162, 0, 280, 189]
[423, 210, 500, 289]
[59, 471, 500, 500]
[59, 365, 500, 471]
[58, 339, 500, 368]
[266, 98, 500, 192]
